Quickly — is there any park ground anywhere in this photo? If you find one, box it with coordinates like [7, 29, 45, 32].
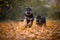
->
[0, 19, 60, 40]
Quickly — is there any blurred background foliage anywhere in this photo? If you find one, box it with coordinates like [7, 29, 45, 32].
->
[0, 0, 60, 21]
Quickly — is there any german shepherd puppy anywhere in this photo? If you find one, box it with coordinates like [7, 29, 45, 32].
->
[36, 15, 46, 27]
[24, 7, 34, 27]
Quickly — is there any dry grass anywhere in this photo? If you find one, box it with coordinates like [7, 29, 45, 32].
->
[0, 20, 60, 40]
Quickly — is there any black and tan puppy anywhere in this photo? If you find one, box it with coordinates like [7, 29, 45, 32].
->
[36, 15, 46, 27]
[24, 7, 34, 27]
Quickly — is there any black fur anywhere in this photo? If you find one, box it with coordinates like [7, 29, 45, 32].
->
[36, 15, 46, 27]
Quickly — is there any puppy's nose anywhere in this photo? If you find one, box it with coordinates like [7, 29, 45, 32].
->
[28, 13, 30, 15]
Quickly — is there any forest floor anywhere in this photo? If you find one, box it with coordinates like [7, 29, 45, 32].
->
[0, 19, 60, 40]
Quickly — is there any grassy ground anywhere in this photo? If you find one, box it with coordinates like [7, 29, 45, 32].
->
[0, 20, 60, 40]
